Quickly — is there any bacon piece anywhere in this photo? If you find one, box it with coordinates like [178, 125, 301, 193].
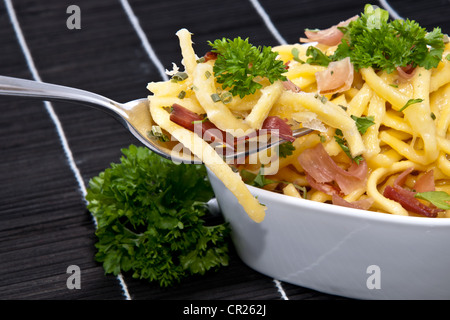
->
[298, 143, 367, 195]
[335, 160, 368, 194]
[396, 65, 416, 80]
[332, 194, 374, 210]
[316, 57, 354, 95]
[382, 167, 440, 217]
[170, 103, 203, 131]
[383, 185, 441, 218]
[170, 103, 233, 146]
[305, 172, 340, 195]
[414, 170, 435, 192]
[203, 51, 218, 62]
[394, 167, 414, 186]
[261, 116, 295, 142]
[282, 79, 301, 93]
[394, 167, 436, 194]
[300, 15, 358, 46]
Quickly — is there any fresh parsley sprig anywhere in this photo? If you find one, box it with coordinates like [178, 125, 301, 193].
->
[86, 145, 230, 287]
[332, 4, 446, 72]
[208, 37, 287, 98]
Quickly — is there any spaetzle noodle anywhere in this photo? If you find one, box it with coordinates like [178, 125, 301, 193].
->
[147, 21, 450, 221]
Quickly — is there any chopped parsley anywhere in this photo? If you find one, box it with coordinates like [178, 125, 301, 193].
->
[291, 47, 305, 63]
[335, 115, 375, 163]
[240, 166, 277, 188]
[171, 71, 189, 82]
[351, 115, 375, 135]
[211, 93, 221, 102]
[306, 46, 332, 67]
[240, 166, 307, 198]
[415, 191, 450, 210]
[147, 125, 170, 142]
[399, 98, 424, 112]
[334, 131, 364, 164]
[177, 90, 186, 99]
[278, 141, 296, 158]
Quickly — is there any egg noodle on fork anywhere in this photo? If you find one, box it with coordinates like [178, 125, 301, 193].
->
[147, 12, 450, 221]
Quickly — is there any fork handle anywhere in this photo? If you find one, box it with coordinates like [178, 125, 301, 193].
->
[0, 75, 128, 119]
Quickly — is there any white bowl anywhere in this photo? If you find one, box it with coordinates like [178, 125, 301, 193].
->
[207, 169, 450, 300]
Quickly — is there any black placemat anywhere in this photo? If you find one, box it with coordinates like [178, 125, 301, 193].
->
[0, 0, 448, 301]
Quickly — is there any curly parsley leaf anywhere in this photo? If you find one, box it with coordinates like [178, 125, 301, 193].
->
[332, 4, 445, 72]
[208, 37, 287, 98]
[86, 145, 230, 287]
[278, 141, 296, 158]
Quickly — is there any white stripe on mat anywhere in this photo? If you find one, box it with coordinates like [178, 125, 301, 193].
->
[378, 0, 403, 20]
[119, 0, 169, 81]
[249, 0, 287, 45]
[248, 0, 289, 300]
[4, 0, 132, 301]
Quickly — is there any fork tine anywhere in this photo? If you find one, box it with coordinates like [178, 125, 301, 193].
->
[222, 127, 314, 161]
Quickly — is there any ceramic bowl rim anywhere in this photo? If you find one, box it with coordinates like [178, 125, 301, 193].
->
[208, 167, 450, 227]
